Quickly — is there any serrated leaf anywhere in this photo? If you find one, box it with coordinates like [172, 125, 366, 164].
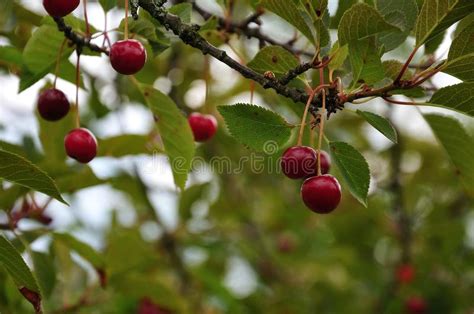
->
[168, 3, 192, 23]
[247, 46, 299, 76]
[261, 0, 316, 43]
[300, 0, 330, 47]
[415, 0, 474, 46]
[0, 235, 42, 312]
[99, 135, 152, 157]
[423, 114, 474, 194]
[330, 0, 357, 28]
[376, 0, 419, 51]
[23, 25, 74, 74]
[139, 84, 195, 190]
[218, 104, 293, 152]
[356, 110, 398, 143]
[31, 251, 56, 298]
[0, 149, 66, 204]
[444, 18, 474, 81]
[425, 30, 446, 54]
[38, 110, 75, 164]
[99, 0, 116, 12]
[328, 41, 349, 71]
[338, 3, 400, 46]
[329, 142, 370, 206]
[429, 83, 474, 116]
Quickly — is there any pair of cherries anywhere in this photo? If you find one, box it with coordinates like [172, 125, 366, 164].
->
[281, 146, 341, 214]
[38, 89, 97, 163]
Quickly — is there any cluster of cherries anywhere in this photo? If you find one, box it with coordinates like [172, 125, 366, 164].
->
[40, 0, 218, 164]
[280, 145, 341, 213]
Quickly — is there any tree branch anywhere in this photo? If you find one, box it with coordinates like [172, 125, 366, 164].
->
[53, 17, 109, 55]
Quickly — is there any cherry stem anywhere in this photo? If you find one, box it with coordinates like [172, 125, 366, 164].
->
[124, 0, 129, 39]
[309, 116, 315, 147]
[249, 81, 255, 104]
[316, 67, 326, 176]
[394, 46, 420, 84]
[296, 84, 328, 146]
[53, 38, 67, 88]
[74, 51, 81, 129]
[83, 0, 90, 37]
[204, 56, 210, 113]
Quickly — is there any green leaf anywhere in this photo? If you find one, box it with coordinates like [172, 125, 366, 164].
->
[218, 104, 293, 152]
[349, 38, 385, 85]
[330, 0, 357, 28]
[329, 142, 371, 206]
[415, 0, 474, 46]
[423, 114, 474, 194]
[356, 110, 398, 143]
[338, 3, 400, 46]
[23, 25, 74, 74]
[168, 3, 192, 23]
[99, 135, 152, 157]
[0, 149, 66, 204]
[260, 0, 315, 43]
[119, 17, 170, 56]
[328, 41, 349, 71]
[38, 110, 75, 165]
[300, 0, 330, 47]
[31, 251, 56, 298]
[247, 46, 299, 76]
[444, 18, 474, 81]
[376, 0, 419, 51]
[99, 0, 116, 12]
[425, 30, 446, 54]
[0, 235, 41, 311]
[139, 84, 195, 190]
[429, 83, 474, 116]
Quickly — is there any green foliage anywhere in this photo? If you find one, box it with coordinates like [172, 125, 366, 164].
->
[329, 142, 371, 206]
[356, 110, 398, 143]
[444, 17, 474, 81]
[0, 149, 66, 204]
[247, 46, 299, 76]
[139, 84, 195, 190]
[423, 114, 474, 194]
[429, 83, 474, 116]
[218, 103, 294, 151]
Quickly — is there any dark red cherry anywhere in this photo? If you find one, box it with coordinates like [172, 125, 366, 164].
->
[188, 113, 218, 142]
[110, 39, 147, 75]
[301, 175, 341, 214]
[396, 264, 415, 284]
[64, 128, 98, 163]
[37, 88, 70, 121]
[43, 0, 80, 17]
[281, 146, 317, 179]
[406, 296, 427, 314]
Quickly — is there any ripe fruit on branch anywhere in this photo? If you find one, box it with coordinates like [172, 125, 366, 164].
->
[43, 0, 80, 17]
[188, 113, 218, 142]
[64, 128, 98, 163]
[301, 174, 341, 213]
[37, 88, 70, 121]
[396, 263, 415, 284]
[405, 296, 427, 314]
[110, 40, 147, 75]
[281, 147, 330, 179]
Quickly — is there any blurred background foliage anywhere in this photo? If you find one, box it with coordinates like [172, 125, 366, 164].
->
[0, 0, 474, 313]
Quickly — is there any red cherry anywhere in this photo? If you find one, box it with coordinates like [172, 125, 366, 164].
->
[281, 146, 316, 179]
[37, 88, 70, 121]
[43, 0, 80, 17]
[301, 175, 341, 213]
[406, 296, 427, 314]
[396, 263, 415, 284]
[188, 113, 218, 142]
[64, 128, 98, 163]
[110, 40, 147, 75]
